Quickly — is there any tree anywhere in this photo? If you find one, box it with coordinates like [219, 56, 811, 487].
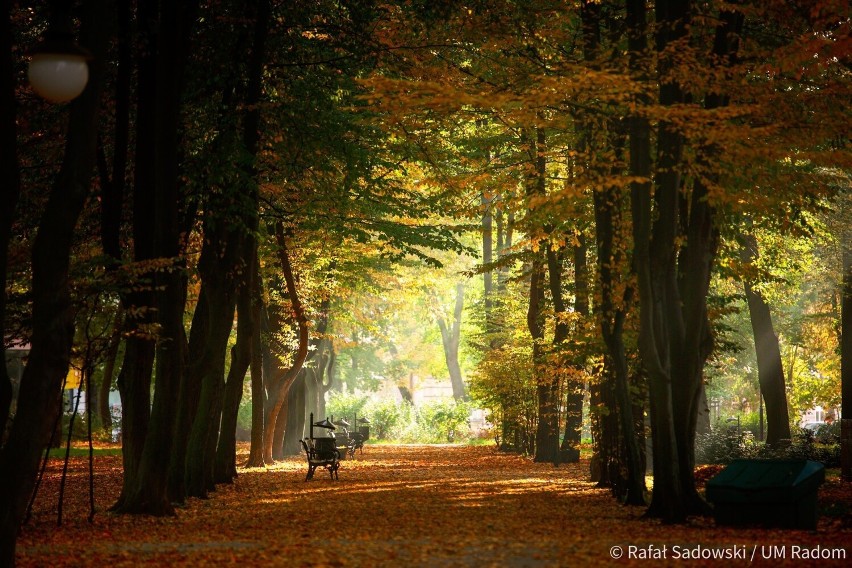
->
[113, 0, 201, 516]
[0, 0, 20, 435]
[435, 283, 466, 400]
[0, 0, 109, 559]
[843, 199, 852, 481]
[739, 228, 791, 446]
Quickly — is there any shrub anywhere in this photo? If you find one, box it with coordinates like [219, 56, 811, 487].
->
[696, 424, 761, 465]
[695, 421, 840, 467]
[417, 399, 472, 443]
[364, 398, 404, 439]
[783, 425, 840, 467]
[326, 391, 370, 422]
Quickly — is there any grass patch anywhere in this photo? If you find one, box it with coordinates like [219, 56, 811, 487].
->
[47, 447, 122, 458]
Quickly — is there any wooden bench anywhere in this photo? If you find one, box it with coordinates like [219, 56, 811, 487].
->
[300, 438, 340, 481]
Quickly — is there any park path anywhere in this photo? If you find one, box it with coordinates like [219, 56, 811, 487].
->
[15, 444, 851, 567]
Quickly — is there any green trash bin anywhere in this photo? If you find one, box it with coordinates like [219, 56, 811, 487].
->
[706, 459, 825, 530]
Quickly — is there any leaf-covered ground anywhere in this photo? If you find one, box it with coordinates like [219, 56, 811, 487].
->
[16, 444, 851, 566]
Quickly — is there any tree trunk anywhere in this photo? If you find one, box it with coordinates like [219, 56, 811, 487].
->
[437, 283, 466, 400]
[271, 381, 289, 460]
[215, 237, 256, 483]
[304, 367, 319, 438]
[262, 226, 310, 463]
[482, 193, 493, 325]
[0, 1, 108, 561]
[216, 318, 251, 483]
[97, 308, 123, 434]
[113, 0, 158, 512]
[0, 0, 21, 435]
[282, 371, 306, 456]
[246, 254, 266, 467]
[184, 233, 239, 497]
[115, 0, 200, 516]
[560, 236, 589, 462]
[670, 3, 744, 515]
[592, 178, 646, 504]
[740, 231, 791, 446]
[842, 219, 852, 481]
[544, 240, 571, 465]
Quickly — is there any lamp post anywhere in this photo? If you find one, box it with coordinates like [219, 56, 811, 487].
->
[27, 3, 90, 103]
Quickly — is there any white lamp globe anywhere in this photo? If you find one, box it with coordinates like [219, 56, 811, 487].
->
[28, 51, 89, 103]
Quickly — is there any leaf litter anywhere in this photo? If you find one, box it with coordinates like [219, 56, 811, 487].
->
[16, 444, 851, 566]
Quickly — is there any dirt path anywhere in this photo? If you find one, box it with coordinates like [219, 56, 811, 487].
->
[15, 445, 851, 566]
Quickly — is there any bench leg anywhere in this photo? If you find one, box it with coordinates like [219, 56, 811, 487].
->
[305, 465, 315, 481]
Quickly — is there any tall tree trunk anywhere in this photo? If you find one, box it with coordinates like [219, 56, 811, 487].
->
[560, 236, 588, 462]
[842, 219, 852, 481]
[262, 226, 309, 463]
[220, 0, 268, 470]
[304, 367, 318, 438]
[437, 283, 466, 400]
[740, 231, 791, 446]
[528, 256, 548, 462]
[215, 236, 257, 483]
[115, 0, 199, 515]
[670, 3, 744, 515]
[525, 128, 556, 463]
[246, 255, 266, 467]
[0, 1, 108, 561]
[0, 0, 21, 434]
[544, 240, 570, 465]
[183, 229, 239, 498]
[482, 192, 494, 332]
[282, 370, 306, 456]
[96, 307, 123, 434]
[593, 177, 646, 504]
[628, 0, 687, 522]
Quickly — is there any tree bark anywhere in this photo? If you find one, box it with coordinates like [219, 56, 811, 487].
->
[543, 240, 571, 465]
[282, 370, 306, 456]
[842, 220, 852, 481]
[215, 238, 255, 483]
[246, 254, 266, 467]
[525, 128, 556, 463]
[0, 0, 21, 434]
[115, 0, 200, 516]
[437, 283, 466, 400]
[559, 237, 588, 462]
[628, 0, 688, 522]
[740, 231, 791, 446]
[0, 1, 108, 561]
[482, 192, 493, 318]
[262, 226, 310, 463]
[183, 228, 239, 498]
[97, 307, 123, 433]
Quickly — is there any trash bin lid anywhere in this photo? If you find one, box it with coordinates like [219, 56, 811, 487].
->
[706, 459, 825, 503]
[313, 418, 336, 430]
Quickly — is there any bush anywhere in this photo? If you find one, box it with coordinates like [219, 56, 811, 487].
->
[364, 398, 404, 439]
[695, 421, 840, 467]
[696, 424, 761, 465]
[326, 391, 370, 422]
[343, 397, 474, 443]
[416, 400, 472, 443]
[784, 425, 840, 467]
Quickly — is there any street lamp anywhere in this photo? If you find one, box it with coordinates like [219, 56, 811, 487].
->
[27, 7, 90, 103]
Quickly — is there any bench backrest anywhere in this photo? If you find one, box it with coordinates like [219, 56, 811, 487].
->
[313, 437, 337, 459]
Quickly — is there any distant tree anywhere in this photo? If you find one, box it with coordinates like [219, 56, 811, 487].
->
[435, 283, 466, 400]
[738, 228, 791, 446]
